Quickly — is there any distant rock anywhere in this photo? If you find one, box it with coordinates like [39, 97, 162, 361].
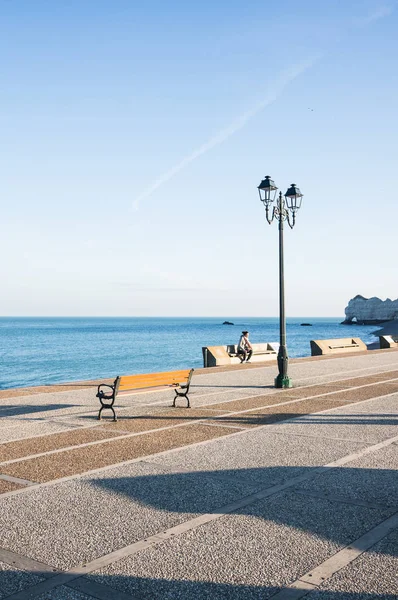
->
[342, 295, 398, 324]
[300, 323, 312, 326]
[222, 321, 234, 325]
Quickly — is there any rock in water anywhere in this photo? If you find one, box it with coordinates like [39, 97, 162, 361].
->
[342, 295, 398, 324]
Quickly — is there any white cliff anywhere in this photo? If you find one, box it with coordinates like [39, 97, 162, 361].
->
[343, 295, 398, 324]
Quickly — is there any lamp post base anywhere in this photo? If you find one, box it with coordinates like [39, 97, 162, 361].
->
[274, 374, 293, 388]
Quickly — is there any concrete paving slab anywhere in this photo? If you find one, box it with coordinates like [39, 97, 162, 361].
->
[208, 392, 306, 412]
[0, 559, 44, 598]
[0, 461, 256, 570]
[147, 428, 366, 488]
[0, 479, 23, 494]
[0, 420, 85, 444]
[96, 408, 229, 434]
[0, 428, 124, 463]
[208, 398, 358, 428]
[296, 445, 398, 508]
[306, 528, 398, 599]
[34, 584, 105, 599]
[0, 423, 234, 483]
[268, 394, 398, 442]
[91, 491, 394, 600]
[327, 394, 398, 415]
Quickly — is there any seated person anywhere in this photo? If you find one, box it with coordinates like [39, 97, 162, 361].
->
[237, 330, 253, 363]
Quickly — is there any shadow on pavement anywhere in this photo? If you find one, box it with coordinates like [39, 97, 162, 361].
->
[0, 404, 77, 417]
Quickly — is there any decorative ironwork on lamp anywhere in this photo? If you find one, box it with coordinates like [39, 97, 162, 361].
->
[257, 175, 303, 388]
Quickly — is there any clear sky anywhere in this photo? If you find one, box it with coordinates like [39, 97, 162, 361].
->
[1, 0, 397, 317]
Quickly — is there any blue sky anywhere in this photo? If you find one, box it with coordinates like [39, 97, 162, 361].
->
[1, 0, 397, 317]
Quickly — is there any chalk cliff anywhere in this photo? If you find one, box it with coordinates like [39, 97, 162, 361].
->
[342, 295, 398, 324]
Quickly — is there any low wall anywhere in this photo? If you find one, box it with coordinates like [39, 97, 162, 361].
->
[379, 335, 398, 349]
[310, 337, 367, 356]
[202, 342, 279, 368]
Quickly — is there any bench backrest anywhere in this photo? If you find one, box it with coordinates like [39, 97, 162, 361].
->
[118, 368, 193, 392]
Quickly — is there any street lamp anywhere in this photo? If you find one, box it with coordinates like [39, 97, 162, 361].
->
[257, 175, 303, 388]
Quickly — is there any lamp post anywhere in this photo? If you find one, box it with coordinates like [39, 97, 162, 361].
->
[257, 176, 303, 388]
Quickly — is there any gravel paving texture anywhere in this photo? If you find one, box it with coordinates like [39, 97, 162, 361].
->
[1, 351, 398, 598]
[306, 528, 398, 599]
[0, 423, 234, 483]
[0, 420, 84, 444]
[0, 559, 45, 598]
[0, 460, 256, 570]
[96, 408, 229, 433]
[207, 397, 359, 428]
[35, 587, 97, 600]
[147, 429, 365, 486]
[268, 395, 398, 443]
[0, 479, 24, 493]
[0, 427, 124, 463]
[91, 490, 394, 600]
[296, 444, 398, 507]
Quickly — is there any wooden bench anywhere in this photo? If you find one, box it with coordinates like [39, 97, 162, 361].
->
[96, 368, 194, 421]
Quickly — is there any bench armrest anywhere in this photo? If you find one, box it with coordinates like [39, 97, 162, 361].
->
[96, 383, 115, 398]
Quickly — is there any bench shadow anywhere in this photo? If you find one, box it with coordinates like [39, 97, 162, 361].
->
[0, 404, 77, 417]
[95, 412, 398, 427]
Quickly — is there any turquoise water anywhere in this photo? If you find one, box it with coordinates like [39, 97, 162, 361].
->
[0, 317, 379, 389]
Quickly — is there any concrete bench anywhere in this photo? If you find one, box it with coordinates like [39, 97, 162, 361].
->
[96, 368, 194, 420]
[379, 335, 398, 349]
[202, 343, 279, 367]
[310, 338, 367, 356]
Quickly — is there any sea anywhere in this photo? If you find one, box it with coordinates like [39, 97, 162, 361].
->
[0, 317, 380, 390]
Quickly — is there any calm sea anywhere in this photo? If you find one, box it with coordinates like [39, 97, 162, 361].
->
[0, 317, 380, 390]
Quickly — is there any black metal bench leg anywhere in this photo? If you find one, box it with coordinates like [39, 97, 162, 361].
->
[173, 392, 190, 408]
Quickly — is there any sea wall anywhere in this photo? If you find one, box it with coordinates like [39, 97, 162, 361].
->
[342, 295, 398, 324]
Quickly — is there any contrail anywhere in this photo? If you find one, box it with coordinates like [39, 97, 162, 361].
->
[132, 56, 320, 210]
[355, 3, 395, 26]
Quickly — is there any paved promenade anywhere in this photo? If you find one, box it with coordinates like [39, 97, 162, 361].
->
[0, 350, 397, 599]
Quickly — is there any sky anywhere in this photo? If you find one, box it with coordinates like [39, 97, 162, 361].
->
[0, 0, 397, 318]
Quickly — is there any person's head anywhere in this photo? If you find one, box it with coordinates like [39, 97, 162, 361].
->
[242, 330, 249, 336]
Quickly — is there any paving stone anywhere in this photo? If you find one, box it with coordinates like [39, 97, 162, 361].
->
[91, 491, 394, 600]
[35, 585, 102, 599]
[306, 528, 398, 599]
[208, 398, 356, 428]
[269, 396, 398, 443]
[148, 429, 365, 487]
[0, 461, 256, 570]
[209, 392, 304, 412]
[0, 560, 44, 598]
[97, 408, 228, 434]
[0, 428, 123, 463]
[0, 421, 84, 443]
[0, 479, 24, 493]
[296, 445, 398, 507]
[0, 423, 234, 483]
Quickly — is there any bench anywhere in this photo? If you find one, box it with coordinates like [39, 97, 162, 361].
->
[310, 338, 367, 356]
[202, 343, 279, 367]
[96, 368, 194, 421]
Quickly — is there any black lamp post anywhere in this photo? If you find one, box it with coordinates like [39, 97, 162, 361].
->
[257, 175, 303, 388]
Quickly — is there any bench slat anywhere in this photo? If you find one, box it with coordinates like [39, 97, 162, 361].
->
[118, 369, 191, 391]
